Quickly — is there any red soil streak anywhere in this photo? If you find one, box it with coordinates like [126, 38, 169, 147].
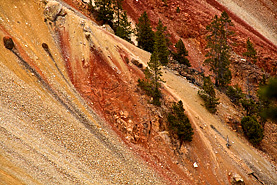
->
[56, 28, 75, 84]
[54, 18, 193, 183]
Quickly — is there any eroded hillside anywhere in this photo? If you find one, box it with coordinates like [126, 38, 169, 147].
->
[0, 0, 276, 184]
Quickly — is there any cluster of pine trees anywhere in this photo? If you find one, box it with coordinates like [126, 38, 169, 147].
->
[89, 0, 133, 42]
[89, 2, 274, 147]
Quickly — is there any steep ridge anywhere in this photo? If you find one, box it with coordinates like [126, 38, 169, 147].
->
[0, 0, 165, 184]
[0, 0, 276, 184]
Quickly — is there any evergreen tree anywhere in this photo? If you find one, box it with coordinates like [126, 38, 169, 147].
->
[173, 39, 190, 66]
[226, 85, 243, 104]
[240, 98, 258, 116]
[198, 76, 219, 113]
[115, 11, 133, 42]
[243, 38, 257, 64]
[138, 50, 163, 106]
[167, 100, 193, 148]
[136, 11, 155, 53]
[258, 78, 277, 122]
[241, 116, 263, 146]
[113, 0, 123, 28]
[155, 19, 169, 66]
[95, 0, 114, 25]
[205, 11, 233, 89]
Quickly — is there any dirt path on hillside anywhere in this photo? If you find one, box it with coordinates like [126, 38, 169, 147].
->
[162, 68, 277, 184]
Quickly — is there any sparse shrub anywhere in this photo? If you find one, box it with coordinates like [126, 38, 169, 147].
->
[176, 7, 180, 13]
[258, 78, 277, 122]
[226, 85, 243, 104]
[198, 76, 219, 113]
[167, 100, 193, 148]
[241, 116, 263, 145]
[198, 91, 219, 113]
[240, 98, 258, 116]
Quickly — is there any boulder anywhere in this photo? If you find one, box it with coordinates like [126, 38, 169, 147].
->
[3, 36, 14, 50]
[43, 1, 62, 21]
[231, 173, 245, 185]
[131, 58, 143, 68]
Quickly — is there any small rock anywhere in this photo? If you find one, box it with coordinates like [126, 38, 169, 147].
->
[3, 36, 14, 50]
[231, 173, 244, 185]
[131, 58, 143, 68]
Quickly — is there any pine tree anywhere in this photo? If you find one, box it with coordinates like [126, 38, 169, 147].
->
[136, 11, 155, 53]
[113, 0, 123, 28]
[167, 100, 193, 148]
[198, 76, 219, 113]
[173, 39, 190, 66]
[241, 116, 263, 146]
[115, 11, 133, 42]
[138, 50, 163, 106]
[155, 19, 169, 66]
[243, 38, 257, 64]
[205, 11, 233, 89]
[95, 0, 114, 25]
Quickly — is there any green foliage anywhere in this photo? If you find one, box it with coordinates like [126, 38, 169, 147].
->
[205, 11, 234, 89]
[155, 19, 169, 66]
[198, 76, 219, 113]
[88, 0, 94, 12]
[226, 85, 243, 104]
[241, 116, 263, 145]
[258, 78, 277, 122]
[136, 11, 155, 53]
[138, 51, 163, 106]
[176, 7, 180, 13]
[115, 11, 133, 42]
[94, 0, 114, 25]
[198, 92, 219, 113]
[240, 98, 258, 116]
[243, 38, 257, 63]
[113, 0, 123, 28]
[173, 39, 191, 66]
[167, 101, 193, 148]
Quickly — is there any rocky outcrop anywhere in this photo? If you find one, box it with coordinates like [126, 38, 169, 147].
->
[44, 1, 67, 21]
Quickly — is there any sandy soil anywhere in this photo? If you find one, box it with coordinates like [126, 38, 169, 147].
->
[0, 0, 276, 184]
[0, 0, 165, 184]
[162, 67, 277, 184]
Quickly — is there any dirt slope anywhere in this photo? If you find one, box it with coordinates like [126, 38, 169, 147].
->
[162, 68, 277, 184]
[0, 0, 276, 184]
[0, 0, 164, 184]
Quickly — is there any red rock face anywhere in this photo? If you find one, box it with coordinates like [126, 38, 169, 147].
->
[123, 0, 277, 77]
